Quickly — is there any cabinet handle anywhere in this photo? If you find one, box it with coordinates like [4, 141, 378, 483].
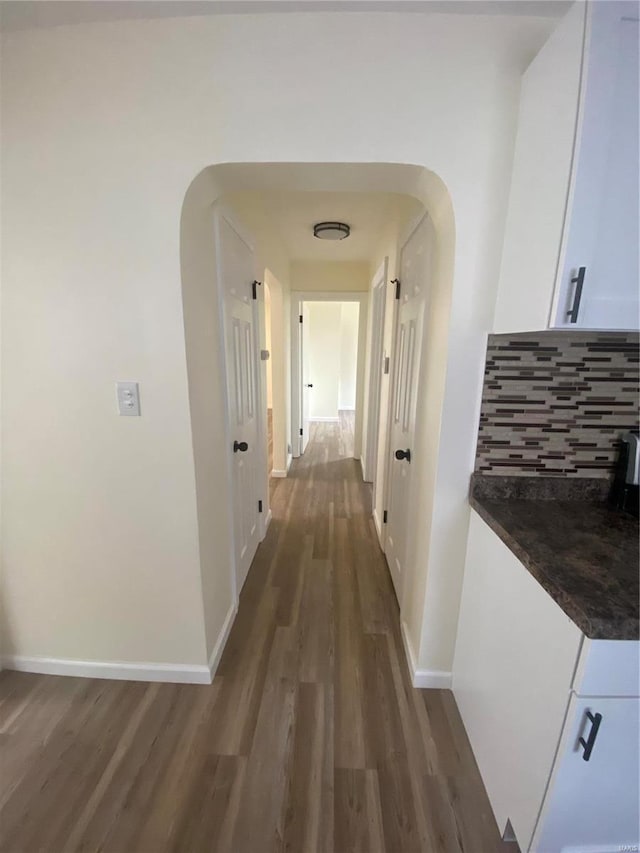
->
[579, 710, 602, 761]
[566, 266, 586, 324]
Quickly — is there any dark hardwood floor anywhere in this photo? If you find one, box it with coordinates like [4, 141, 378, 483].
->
[0, 418, 506, 852]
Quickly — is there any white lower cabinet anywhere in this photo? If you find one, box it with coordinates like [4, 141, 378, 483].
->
[452, 512, 582, 850]
[453, 511, 640, 852]
[533, 695, 640, 853]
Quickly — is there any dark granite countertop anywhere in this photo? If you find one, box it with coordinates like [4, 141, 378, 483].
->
[470, 476, 639, 641]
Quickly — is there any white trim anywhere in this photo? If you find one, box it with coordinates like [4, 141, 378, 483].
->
[207, 601, 238, 678]
[372, 507, 383, 543]
[413, 670, 453, 690]
[400, 620, 452, 689]
[271, 454, 292, 478]
[2, 655, 212, 685]
[363, 258, 388, 484]
[310, 416, 339, 423]
[254, 270, 271, 550]
[262, 507, 273, 538]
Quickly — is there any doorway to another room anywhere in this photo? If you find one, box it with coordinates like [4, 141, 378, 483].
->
[293, 292, 367, 463]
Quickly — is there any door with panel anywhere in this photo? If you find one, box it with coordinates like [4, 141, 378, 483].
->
[215, 207, 261, 594]
[365, 259, 388, 485]
[301, 302, 311, 453]
[385, 214, 433, 603]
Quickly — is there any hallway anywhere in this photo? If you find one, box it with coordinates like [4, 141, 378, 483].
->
[0, 421, 503, 852]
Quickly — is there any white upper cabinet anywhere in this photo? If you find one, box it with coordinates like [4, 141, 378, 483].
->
[553, 2, 639, 329]
[493, 1, 640, 333]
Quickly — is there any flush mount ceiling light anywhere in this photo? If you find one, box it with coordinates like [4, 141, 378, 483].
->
[313, 221, 350, 241]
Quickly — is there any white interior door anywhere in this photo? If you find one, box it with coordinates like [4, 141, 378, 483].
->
[301, 302, 311, 453]
[385, 214, 432, 603]
[215, 208, 261, 594]
[364, 260, 388, 483]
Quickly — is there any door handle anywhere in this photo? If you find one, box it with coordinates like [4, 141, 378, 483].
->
[395, 448, 411, 462]
[579, 710, 602, 761]
[305, 384, 314, 388]
[566, 266, 586, 324]
[233, 441, 249, 453]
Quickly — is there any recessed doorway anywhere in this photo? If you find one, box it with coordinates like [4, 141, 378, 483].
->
[292, 292, 368, 462]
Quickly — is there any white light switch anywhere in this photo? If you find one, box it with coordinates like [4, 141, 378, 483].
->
[116, 381, 141, 416]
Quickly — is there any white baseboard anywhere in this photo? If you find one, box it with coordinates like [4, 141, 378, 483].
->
[400, 620, 452, 690]
[413, 669, 452, 689]
[2, 655, 212, 684]
[310, 417, 339, 422]
[262, 507, 273, 539]
[3, 600, 239, 686]
[271, 453, 292, 478]
[207, 601, 237, 679]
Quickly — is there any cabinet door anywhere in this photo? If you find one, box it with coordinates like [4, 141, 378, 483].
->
[452, 513, 583, 850]
[552, 3, 639, 330]
[492, 3, 585, 333]
[533, 695, 640, 852]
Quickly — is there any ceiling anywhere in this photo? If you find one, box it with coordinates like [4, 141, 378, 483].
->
[234, 191, 423, 262]
[0, 0, 572, 33]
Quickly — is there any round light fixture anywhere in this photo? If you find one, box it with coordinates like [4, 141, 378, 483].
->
[313, 221, 350, 241]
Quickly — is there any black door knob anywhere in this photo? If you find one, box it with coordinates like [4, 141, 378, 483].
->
[233, 441, 249, 453]
[306, 384, 314, 388]
[395, 448, 411, 462]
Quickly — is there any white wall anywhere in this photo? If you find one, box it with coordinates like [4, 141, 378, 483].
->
[338, 302, 359, 410]
[1, 11, 553, 674]
[291, 260, 369, 292]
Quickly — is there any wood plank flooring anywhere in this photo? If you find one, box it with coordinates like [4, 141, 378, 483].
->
[0, 419, 507, 852]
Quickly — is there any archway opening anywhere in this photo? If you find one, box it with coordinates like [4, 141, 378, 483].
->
[180, 162, 457, 678]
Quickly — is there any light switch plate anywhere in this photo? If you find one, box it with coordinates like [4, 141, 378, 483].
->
[116, 381, 141, 416]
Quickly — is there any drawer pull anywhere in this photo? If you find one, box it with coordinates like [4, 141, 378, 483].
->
[579, 710, 602, 761]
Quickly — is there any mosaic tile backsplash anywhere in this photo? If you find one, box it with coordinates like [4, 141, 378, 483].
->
[475, 332, 640, 478]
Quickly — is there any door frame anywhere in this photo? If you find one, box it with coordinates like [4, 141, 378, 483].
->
[291, 290, 368, 459]
[363, 258, 388, 484]
[214, 204, 270, 605]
